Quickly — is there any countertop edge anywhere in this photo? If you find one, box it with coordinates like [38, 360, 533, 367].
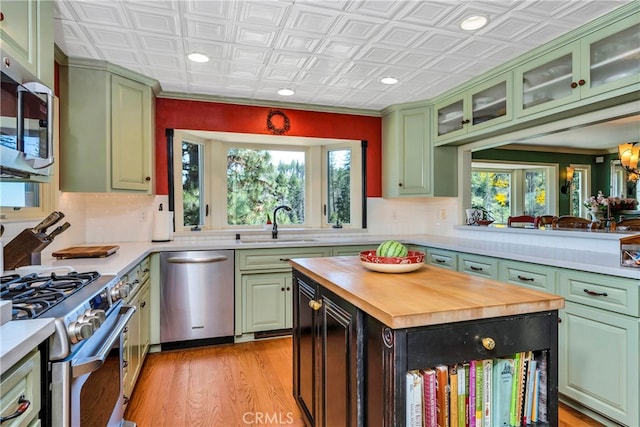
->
[291, 259, 565, 330]
[1, 318, 55, 376]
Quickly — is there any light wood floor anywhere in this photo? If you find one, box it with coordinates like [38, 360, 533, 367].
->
[125, 337, 604, 427]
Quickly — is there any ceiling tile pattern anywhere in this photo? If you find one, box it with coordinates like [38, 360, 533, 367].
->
[53, 0, 631, 111]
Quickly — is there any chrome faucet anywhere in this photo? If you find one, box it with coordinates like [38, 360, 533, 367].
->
[272, 205, 292, 239]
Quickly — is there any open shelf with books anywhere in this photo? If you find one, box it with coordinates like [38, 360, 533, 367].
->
[407, 351, 550, 427]
[366, 312, 559, 427]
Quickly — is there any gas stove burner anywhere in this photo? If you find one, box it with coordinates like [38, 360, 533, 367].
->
[0, 271, 102, 320]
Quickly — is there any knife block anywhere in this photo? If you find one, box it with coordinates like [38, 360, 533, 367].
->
[3, 229, 51, 270]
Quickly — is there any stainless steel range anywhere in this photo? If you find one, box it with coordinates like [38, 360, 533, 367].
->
[1, 270, 136, 426]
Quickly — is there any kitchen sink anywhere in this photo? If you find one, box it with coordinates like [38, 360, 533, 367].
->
[239, 239, 318, 244]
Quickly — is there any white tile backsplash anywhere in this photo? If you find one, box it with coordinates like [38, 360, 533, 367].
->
[2, 193, 625, 259]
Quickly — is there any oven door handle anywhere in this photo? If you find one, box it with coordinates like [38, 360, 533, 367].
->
[72, 305, 136, 378]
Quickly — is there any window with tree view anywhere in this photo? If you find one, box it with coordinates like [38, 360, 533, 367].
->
[173, 132, 363, 231]
[471, 163, 554, 223]
[471, 171, 511, 223]
[327, 148, 351, 225]
[182, 141, 204, 227]
[227, 148, 304, 226]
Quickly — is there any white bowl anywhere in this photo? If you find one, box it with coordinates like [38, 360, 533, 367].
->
[359, 250, 425, 273]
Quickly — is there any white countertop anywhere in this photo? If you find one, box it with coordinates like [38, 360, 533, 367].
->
[1, 317, 55, 376]
[23, 233, 640, 279]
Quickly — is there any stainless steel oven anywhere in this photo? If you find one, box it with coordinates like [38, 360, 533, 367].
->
[52, 303, 135, 427]
[1, 270, 136, 427]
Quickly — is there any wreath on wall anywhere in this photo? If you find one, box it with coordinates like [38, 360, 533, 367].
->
[266, 110, 290, 135]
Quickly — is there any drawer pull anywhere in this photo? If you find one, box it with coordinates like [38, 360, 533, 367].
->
[481, 337, 496, 351]
[0, 395, 30, 423]
[470, 265, 484, 271]
[434, 258, 446, 264]
[279, 258, 291, 262]
[517, 275, 534, 282]
[308, 299, 323, 311]
[583, 288, 608, 297]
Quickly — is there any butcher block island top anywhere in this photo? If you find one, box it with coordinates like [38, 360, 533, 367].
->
[290, 256, 564, 329]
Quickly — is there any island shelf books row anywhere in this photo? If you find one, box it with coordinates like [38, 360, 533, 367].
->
[406, 350, 548, 427]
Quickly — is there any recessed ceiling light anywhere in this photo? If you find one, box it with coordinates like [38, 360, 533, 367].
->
[277, 88, 295, 96]
[187, 52, 209, 63]
[381, 76, 399, 85]
[460, 15, 488, 31]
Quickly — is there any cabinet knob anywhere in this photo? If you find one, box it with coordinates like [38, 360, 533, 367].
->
[145, 176, 151, 182]
[461, 119, 470, 125]
[308, 299, 323, 311]
[481, 337, 496, 351]
[398, 182, 403, 187]
[570, 81, 578, 89]
[0, 12, 4, 22]
[578, 79, 586, 86]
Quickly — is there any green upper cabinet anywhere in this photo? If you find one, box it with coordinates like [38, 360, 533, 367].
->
[434, 73, 513, 142]
[60, 60, 155, 193]
[383, 105, 457, 198]
[515, 13, 640, 118]
[0, 0, 54, 88]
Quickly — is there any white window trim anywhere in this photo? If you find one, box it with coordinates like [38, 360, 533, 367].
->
[472, 160, 558, 216]
[172, 130, 362, 231]
[321, 142, 363, 228]
[570, 163, 591, 218]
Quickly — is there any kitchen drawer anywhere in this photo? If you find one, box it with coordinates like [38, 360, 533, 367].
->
[331, 245, 375, 257]
[0, 350, 41, 427]
[559, 270, 639, 317]
[458, 253, 498, 279]
[237, 248, 331, 271]
[138, 257, 151, 283]
[498, 260, 557, 293]
[406, 312, 556, 368]
[426, 248, 457, 270]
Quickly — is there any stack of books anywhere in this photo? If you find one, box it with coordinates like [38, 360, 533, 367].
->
[406, 350, 547, 427]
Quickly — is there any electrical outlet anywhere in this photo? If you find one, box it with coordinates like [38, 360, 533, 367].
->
[438, 209, 447, 220]
[141, 211, 148, 222]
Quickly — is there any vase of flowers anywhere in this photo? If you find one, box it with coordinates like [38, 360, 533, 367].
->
[584, 191, 609, 224]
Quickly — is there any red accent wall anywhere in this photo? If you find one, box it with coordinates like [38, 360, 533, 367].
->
[155, 98, 382, 197]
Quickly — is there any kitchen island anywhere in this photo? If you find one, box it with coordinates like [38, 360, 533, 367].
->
[291, 256, 565, 426]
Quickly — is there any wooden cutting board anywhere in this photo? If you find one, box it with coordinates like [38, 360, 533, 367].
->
[52, 245, 119, 259]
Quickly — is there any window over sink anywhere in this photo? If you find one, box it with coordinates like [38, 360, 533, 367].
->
[172, 130, 363, 232]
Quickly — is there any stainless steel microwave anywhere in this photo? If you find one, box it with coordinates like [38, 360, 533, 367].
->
[0, 69, 54, 180]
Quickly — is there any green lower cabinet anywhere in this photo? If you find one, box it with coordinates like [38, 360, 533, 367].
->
[331, 244, 375, 257]
[458, 253, 498, 279]
[559, 301, 639, 426]
[425, 247, 458, 270]
[498, 259, 557, 293]
[242, 272, 292, 333]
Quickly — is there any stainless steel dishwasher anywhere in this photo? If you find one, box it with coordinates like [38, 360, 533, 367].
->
[160, 250, 234, 349]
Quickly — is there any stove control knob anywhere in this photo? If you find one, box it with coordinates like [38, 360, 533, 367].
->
[78, 314, 101, 330]
[110, 284, 130, 301]
[67, 321, 94, 344]
[85, 308, 106, 324]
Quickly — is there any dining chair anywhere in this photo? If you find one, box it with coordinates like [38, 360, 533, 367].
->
[617, 218, 640, 231]
[534, 215, 557, 228]
[507, 215, 536, 228]
[553, 216, 593, 229]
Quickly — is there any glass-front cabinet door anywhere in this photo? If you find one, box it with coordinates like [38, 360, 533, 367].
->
[435, 97, 465, 140]
[516, 13, 640, 118]
[581, 14, 640, 98]
[435, 73, 511, 142]
[515, 43, 581, 117]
